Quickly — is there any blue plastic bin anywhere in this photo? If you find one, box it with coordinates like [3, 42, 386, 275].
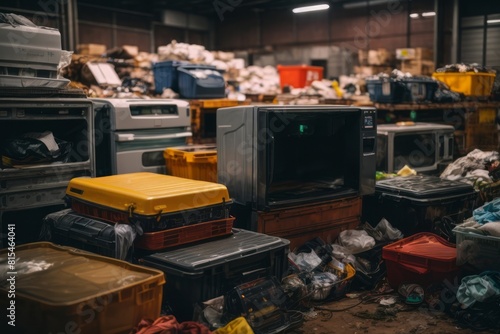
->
[366, 78, 407, 103]
[177, 65, 226, 99]
[402, 78, 438, 102]
[153, 60, 191, 94]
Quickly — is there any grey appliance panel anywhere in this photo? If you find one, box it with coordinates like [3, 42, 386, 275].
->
[91, 98, 190, 130]
[217, 105, 257, 206]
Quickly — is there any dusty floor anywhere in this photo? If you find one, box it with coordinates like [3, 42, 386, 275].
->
[282, 287, 495, 334]
[289, 298, 478, 334]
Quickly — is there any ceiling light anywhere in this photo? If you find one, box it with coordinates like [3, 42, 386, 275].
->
[293, 4, 330, 13]
[409, 13, 419, 19]
[422, 12, 436, 17]
[487, 19, 500, 24]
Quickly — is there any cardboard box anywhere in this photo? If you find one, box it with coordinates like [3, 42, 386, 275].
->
[396, 48, 433, 60]
[77, 43, 107, 56]
[358, 50, 369, 66]
[354, 65, 392, 77]
[122, 45, 139, 57]
[401, 59, 435, 76]
[367, 48, 394, 66]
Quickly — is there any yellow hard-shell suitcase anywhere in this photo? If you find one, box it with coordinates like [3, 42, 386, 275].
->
[66, 172, 231, 231]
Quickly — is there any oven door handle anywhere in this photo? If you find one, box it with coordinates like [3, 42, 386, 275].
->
[115, 131, 192, 142]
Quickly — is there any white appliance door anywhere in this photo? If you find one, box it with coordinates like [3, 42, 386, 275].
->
[113, 128, 191, 174]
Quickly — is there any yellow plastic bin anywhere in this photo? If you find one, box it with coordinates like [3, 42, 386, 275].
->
[164, 144, 217, 183]
[432, 72, 496, 97]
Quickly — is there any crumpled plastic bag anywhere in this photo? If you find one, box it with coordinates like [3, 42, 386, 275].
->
[1, 131, 72, 167]
[336, 230, 375, 254]
[288, 250, 323, 272]
[58, 50, 73, 79]
[0, 12, 37, 26]
[330, 244, 357, 265]
[362, 218, 403, 242]
[114, 223, 136, 260]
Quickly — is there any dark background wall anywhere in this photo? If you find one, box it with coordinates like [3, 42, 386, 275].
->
[214, 1, 435, 51]
[1, 0, 499, 69]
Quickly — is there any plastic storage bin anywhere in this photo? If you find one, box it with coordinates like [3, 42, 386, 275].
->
[362, 175, 477, 236]
[254, 196, 362, 250]
[382, 233, 460, 288]
[453, 227, 500, 271]
[277, 65, 324, 88]
[41, 208, 134, 260]
[134, 216, 234, 250]
[177, 65, 226, 99]
[164, 144, 217, 182]
[366, 78, 407, 103]
[402, 78, 439, 102]
[139, 228, 290, 321]
[432, 72, 496, 97]
[152, 60, 191, 93]
[0, 242, 165, 334]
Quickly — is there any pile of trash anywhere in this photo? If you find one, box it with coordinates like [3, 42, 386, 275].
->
[440, 149, 500, 186]
[157, 40, 244, 72]
[235, 65, 280, 95]
[283, 219, 403, 309]
[435, 63, 496, 74]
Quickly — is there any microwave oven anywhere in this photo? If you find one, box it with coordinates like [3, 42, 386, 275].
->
[376, 122, 455, 174]
[216, 105, 377, 211]
[92, 98, 191, 176]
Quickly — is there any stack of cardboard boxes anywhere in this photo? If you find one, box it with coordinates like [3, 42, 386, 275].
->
[397, 47, 434, 76]
[355, 48, 395, 76]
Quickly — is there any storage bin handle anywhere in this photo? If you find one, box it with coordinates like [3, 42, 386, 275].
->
[241, 267, 268, 277]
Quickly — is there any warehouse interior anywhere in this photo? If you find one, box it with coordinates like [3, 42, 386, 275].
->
[1, 0, 500, 333]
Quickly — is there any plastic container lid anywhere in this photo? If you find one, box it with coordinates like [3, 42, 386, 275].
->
[0, 242, 164, 305]
[375, 175, 476, 200]
[383, 233, 456, 261]
[143, 228, 289, 273]
[382, 233, 458, 275]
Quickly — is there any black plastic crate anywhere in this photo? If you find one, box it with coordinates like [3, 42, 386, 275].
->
[152, 60, 191, 94]
[362, 175, 478, 236]
[177, 65, 226, 99]
[40, 209, 134, 260]
[366, 78, 407, 103]
[139, 228, 290, 321]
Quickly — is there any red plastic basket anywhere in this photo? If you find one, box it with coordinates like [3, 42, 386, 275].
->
[277, 65, 323, 88]
[134, 216, 234, 250]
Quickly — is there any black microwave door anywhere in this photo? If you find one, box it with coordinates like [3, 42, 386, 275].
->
[261, 110, 361, 210]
